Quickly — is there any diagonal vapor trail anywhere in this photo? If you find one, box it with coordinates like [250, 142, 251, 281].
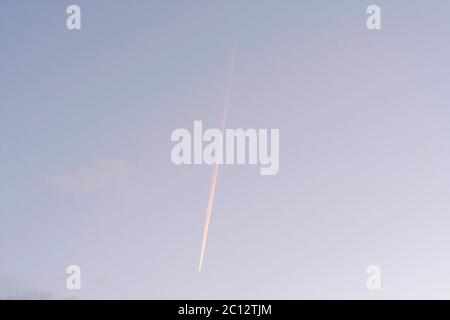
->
[198, 40, 237, 272]
[198, 162, 220, 272]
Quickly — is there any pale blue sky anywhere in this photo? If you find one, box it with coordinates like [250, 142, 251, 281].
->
[1, 0, 450, 299]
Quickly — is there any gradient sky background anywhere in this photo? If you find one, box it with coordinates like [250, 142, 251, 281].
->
[1, 0, 450, 299]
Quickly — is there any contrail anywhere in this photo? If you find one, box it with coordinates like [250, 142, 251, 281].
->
[198, 40, 237, 272]
[198, 162, 220, 272]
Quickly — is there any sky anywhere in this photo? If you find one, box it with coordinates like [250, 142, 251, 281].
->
[1, 0, 450, 299]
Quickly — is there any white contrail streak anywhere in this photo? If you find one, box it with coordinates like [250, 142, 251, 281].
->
[198, 162, 220, 272]
[198, 40, 237, 272]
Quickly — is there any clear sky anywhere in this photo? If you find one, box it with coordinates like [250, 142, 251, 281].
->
[1, 0, 450, 299]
